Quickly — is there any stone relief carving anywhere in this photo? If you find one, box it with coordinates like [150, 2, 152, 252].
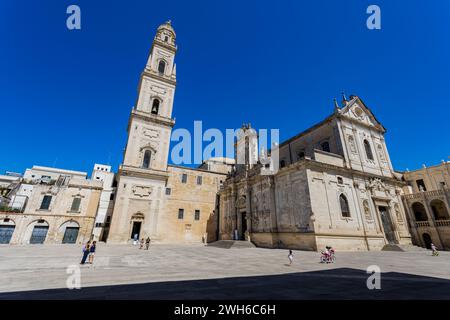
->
[348, 135, 357, 154]
[235, 196, 246, 209]
[363, 200, 373, 220]
[394, 204, 403, 222]
[377, 144, 386, 161]
[132, 185, 153, 198]
[367, 178, 388, 192]
[150, 85, 167, 95]
[143, 128, 160, 140]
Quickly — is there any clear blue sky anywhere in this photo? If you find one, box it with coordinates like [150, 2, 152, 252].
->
[1, 0, 449, 175]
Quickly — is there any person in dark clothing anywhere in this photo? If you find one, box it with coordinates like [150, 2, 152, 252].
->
[88, 241, 96, 264]
[80, 241, 91, 264]
[145, 237, 151, 250]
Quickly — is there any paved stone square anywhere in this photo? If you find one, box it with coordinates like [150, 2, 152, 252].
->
[0, 244, 449, 299]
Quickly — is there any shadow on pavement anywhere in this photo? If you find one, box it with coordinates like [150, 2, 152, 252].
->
[1, 268, 450, 299]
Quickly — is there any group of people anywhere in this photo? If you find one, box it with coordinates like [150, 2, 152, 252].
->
[139, 237, 151, 250]
[287, 246, 336, 266]
[80, 241, 96, 265]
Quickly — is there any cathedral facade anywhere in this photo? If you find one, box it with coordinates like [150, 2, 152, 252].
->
[218, 96, 413, 251]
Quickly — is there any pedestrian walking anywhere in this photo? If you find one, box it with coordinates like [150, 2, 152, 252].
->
[88, 241, 96, 264]
[80, 241, 91, 265]
[145, 237, 151, 250]
[288, 250, 294, 266]
[431, 243, 439, 256]
[139, 238, 144, 249]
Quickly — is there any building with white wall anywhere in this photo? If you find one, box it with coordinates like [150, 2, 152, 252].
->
[91, 164, 116, 241]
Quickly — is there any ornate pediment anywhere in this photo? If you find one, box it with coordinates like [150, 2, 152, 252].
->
[235, 196, 246, 209]
[367, 178, 388, 192]
[339, 97, 385, 132]
[367, 178, 392, 199]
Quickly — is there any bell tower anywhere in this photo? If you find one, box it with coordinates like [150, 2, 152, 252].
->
[122, 20, 177, 171]
[108, 21, 178, 243]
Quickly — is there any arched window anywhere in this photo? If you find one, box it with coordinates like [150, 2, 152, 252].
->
[142, 150, 151, 169]
[339, 194, 350, 217]
[158, 60, 166, 74]
[364, 139, 374, 160]
[151, 99, 160, 115]
[430, 199, 449, 220]
[321, 141, 330, 153]
[412, 202, 428, 221]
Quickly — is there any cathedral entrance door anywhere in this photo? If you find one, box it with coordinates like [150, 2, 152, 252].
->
[131, 221, 142, 240]
[378, 206, 397, 244]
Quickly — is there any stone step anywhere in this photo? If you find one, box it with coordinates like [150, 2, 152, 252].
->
[382, 244, 428, 252]
[207, 240, 256, 249]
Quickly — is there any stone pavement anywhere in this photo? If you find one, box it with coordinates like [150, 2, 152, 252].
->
[0, 243, 449, 299]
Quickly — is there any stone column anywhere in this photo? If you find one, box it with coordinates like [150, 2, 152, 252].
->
[245, 182, 252, 241]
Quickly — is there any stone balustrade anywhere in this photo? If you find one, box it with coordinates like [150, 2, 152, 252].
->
[415, 221, 430, 227]
[403, 188, 449, 200]
[435, 220, 450, 227]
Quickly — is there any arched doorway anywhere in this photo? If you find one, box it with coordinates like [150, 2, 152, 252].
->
[29, 220, 49, 244]
[430, 199, 449, 220]
[412, 202, 428, 221]
[422, 233, 432, 249]
[60, 220, 80, 244]
[0, 218, 15, 244]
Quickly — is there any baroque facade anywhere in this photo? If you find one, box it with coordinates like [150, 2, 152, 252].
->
[218, 96, 412, 251]
[402, 161, 450, 250]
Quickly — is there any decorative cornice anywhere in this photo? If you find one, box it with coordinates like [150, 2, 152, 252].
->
[130, 109, 175, 128]
[119, 165, 170, 181]
[337, 113, 385, 133]
[142, 70, 177, 86]
[152, 40, 177, 53]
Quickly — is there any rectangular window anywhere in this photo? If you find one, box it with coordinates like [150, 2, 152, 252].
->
[178, 209, 184, 219]
[70, 198, 81, 212]
[337, 177, 344, 185]
[110, 193, 115, 201]
[280, 160, 286, 168]
[416, 179, 427, 191]
[181, 174, 187, 183]
[40, 195, 52, 210]
[197, 176, 202, 185]
[194, 210, 200, 221]
[297, 150, 305, 159]
[166, 188, 171, 195]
